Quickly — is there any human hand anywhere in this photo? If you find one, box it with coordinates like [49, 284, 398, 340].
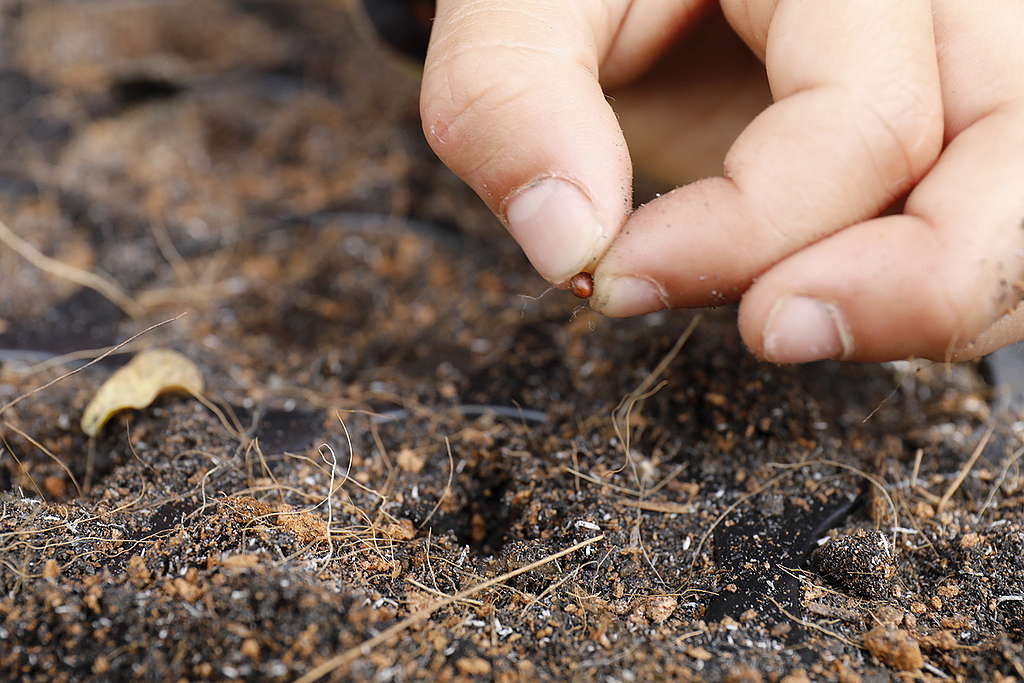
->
[420, 1, 1024, 363]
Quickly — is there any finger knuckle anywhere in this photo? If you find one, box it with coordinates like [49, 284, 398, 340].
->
[860, 82, 943, 179]
[420, 44, 548, 161]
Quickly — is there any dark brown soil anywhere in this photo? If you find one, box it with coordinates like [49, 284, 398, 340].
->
[1, 2, 1022, 681]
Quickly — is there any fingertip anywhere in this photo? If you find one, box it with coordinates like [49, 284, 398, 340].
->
[589, 273, 668, 317]
[754, 296, 853, 364]
[420, 3, 634, 284]
[503, 177, 607, 285]
[738, 214, 1018, 364]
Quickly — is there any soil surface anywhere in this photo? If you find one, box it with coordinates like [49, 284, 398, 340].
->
[1, 2, 1022, 681]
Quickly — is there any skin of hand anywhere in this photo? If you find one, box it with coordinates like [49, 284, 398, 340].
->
[419, 0, 1024, 363]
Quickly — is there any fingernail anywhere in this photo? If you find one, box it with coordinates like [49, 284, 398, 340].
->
[763, 296, 853, 363]
[599, 276, 668, 317]
[504, 178, 604, 283]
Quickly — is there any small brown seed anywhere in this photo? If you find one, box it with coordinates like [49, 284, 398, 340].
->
[568, 271, 594, 298]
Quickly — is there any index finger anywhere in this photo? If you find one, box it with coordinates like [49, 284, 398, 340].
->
[592, 0, 942, 314]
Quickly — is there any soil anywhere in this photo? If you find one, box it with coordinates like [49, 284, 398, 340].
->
[1, 2, 1022, 681]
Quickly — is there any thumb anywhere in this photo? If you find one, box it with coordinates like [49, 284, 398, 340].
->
[421, 0, 636, 285]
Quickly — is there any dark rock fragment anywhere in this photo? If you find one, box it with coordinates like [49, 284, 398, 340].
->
[810, 528, 897, 600]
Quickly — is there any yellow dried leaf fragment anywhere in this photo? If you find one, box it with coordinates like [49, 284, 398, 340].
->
[81, 349, 204, 437]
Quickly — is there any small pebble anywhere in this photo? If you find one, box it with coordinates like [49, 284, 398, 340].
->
[863, 626, 923, 671]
